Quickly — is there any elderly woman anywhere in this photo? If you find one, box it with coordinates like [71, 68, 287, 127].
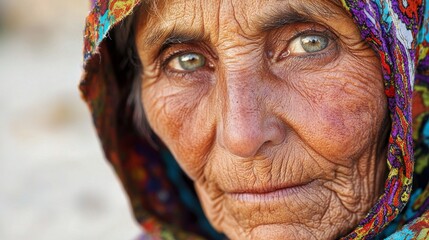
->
[80, 0, 429, 239]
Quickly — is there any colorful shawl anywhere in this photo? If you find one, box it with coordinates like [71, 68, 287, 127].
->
[80, 0, 429, 239]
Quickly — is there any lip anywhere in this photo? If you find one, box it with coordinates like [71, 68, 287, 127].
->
[226, 180, 315, 202]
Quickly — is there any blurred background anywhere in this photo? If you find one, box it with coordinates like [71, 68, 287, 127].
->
[0, 0, 141, 239]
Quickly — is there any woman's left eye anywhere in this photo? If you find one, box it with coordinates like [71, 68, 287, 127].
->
[288, 35, 329, 54]
[167, 52, 206, 72]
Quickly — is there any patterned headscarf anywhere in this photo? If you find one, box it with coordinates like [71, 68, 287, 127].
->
[80, 0, 429, 239]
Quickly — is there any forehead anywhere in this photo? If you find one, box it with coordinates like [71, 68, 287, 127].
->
[137, 0, 347, 46]
[146, 0, 343, 17]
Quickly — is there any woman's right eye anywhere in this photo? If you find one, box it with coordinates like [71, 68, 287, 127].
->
[167, 52, 206, 72]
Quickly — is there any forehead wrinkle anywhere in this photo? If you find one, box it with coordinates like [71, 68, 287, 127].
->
[141, 0, 346, 47]
[141, 0, 215, 47]
[256, 0, 346, 31]
[144, 26, 208, 49]
[228, 0, 252, 34]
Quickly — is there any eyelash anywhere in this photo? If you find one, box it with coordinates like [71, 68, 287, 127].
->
[161, 46, 211, 74]
[282, 28, 338, 58]
[161, 49, 187, 69]
[159, 27, 339, 76]
[158, 47, 216, 84]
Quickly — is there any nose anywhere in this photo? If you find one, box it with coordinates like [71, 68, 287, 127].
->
[218, 72, 286, 158]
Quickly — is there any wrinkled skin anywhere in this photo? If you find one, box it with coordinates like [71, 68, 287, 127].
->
[135, 0, 388, 239]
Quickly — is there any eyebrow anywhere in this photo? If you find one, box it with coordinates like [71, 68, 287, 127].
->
[145, 27, 207, 51]
[258, 3, 338, 32]
[259, 9, 317, 31]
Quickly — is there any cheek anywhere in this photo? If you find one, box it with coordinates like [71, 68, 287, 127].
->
[283, 56, 386, 164]
[142, 78, 215, 179]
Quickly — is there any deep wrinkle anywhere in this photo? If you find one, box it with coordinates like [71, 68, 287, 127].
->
[140, 0, 344, 52]
[136, 0, 388, 239]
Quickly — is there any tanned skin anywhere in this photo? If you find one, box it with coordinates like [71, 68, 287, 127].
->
[134, 0, 388, 239]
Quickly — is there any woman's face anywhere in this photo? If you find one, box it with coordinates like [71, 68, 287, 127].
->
[136, 0, 388, 239]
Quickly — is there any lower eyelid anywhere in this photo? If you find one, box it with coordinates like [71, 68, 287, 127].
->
[292, 42, 339, 61]
[275, 39, 338, 65]
[162, 68, 215, 86]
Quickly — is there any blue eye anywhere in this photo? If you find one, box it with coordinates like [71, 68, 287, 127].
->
[288, 35, 329, 54]
[169, 52, 206, 71]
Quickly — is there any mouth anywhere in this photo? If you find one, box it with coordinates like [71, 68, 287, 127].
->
[226, 180, 315, 202]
